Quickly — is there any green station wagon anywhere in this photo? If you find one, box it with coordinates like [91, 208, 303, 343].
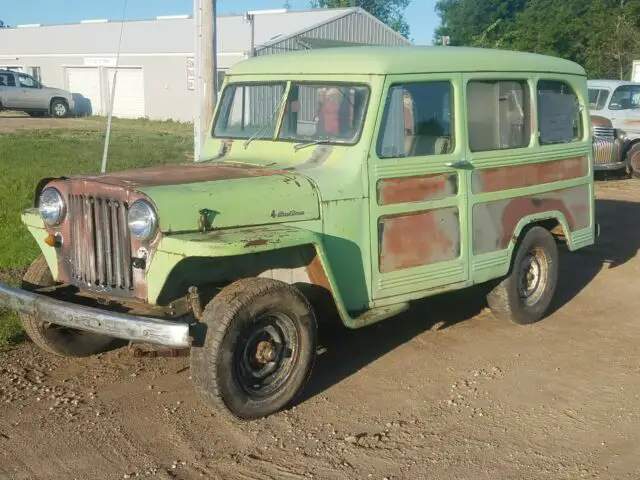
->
[0, 46, 597, 419]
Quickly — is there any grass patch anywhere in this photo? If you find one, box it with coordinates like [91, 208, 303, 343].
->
[0, 118, 193, 349]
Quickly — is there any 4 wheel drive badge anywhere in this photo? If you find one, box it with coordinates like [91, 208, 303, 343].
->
[270, 209, 305, 218]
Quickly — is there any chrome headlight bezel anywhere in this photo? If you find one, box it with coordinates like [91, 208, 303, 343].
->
[127, 199, 158, 242]
[38, 187, 66, 226]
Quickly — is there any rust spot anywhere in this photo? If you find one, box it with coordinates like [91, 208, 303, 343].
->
[472, 157, 588, 194]
[377, 173, 457, 205]
[379, 208, 460, 273]
[472, 185, 590, 254]
[75, 163, 286, 189]
[590, 115, 612, 127]
[244, 239, 268, 248]
[305, 254, 332, 293]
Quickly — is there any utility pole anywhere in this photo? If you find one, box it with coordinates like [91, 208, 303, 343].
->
[194, 0, 217, 161]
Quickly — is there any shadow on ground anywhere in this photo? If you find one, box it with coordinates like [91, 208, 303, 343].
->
[302, 196, 640, 404]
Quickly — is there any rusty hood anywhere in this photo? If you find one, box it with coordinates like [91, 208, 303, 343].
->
[60, 162, 321, 233]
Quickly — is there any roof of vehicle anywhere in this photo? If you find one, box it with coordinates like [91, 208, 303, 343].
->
[229, 46, 586, 76]
[588, 79, 640, 88]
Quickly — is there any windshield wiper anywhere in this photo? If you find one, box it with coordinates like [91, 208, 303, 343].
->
[293, 139, 329, 152]
[243, 98, 286, 149]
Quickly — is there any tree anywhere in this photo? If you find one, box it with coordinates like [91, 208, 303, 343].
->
[311, 0, 411, 38]
[434, 0, 640, 79]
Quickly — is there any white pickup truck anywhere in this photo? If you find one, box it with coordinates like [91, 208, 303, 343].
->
[0, 69, 75, 118]
[588, 79, 640, 177]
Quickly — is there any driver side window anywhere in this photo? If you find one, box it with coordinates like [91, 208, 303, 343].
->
[377, 81, 455, 159]
[18, 74, 37, 89]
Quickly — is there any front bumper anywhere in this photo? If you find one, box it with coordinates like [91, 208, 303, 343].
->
[0, 282, 191, 348]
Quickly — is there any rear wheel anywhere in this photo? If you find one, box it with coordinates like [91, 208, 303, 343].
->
[486, 226, 558, 325]
[191, 278, 317, 420]
[20, 255, 117, 357]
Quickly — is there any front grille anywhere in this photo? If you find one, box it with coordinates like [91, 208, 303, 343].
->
[593, 126, 615, 139]
[592, 135, 622, 165]
[69, 194, 133, 293]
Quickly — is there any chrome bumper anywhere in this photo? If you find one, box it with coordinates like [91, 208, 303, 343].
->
[0, 283, 191, 348]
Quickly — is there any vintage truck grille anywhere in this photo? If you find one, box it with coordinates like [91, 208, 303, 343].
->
[69, 194, 133, 293]
[593, 126, 615, 139]
[592, 127, 622, 165]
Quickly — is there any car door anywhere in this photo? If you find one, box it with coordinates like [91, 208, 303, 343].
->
[369, 73, 470, 302]
[16, 73, 45, 109]
[0, 72, 20, 108]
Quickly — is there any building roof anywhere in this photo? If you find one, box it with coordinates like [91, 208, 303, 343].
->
[0, 8, 357, 56]
[228, 46, 587, 76]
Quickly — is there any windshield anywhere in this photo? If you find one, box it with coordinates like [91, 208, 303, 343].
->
[609, 85, 640, 110]
[213, 82, 370, 145]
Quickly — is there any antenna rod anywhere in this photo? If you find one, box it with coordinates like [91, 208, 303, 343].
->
[101, 0, 128, 174]
[194, 0, 217, 161]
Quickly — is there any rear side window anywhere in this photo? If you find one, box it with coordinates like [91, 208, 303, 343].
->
[467, 80, 531, 152]
[588, 88, 609, 110]
[377, 81, 454, 158]
[537, 80, 582, 145]
[0, 73, 15, 87]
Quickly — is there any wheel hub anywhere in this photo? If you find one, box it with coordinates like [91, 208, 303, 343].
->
[255, 340, 276, 364]
[518, 251, 546, 304]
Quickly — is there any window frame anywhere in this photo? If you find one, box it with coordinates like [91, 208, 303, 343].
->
[211, 80, 371, 147]
[608, 84, 640, 111]
[536, 78, 585, 146]
[588, 87, 610, 111]
[17, 73, 39, 89]
[466, 78, 533, 153]
[375, 79, 457, 160]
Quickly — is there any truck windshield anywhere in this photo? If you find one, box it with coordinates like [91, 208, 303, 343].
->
[213, 82, 370, 146]
[609, 85, 640, 110]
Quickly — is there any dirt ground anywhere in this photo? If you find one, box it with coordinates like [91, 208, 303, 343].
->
[2, 125, 640, 478]
[0, 114, 104, 133]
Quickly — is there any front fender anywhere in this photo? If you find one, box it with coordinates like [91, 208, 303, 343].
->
[148, 225, 353, 324]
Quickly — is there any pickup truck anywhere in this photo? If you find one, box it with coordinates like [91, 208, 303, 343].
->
[0, 69, 74, 118]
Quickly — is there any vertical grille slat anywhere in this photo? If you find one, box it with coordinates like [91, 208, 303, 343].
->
[111, 201, 123, 288]
[68, 194, 133, 294]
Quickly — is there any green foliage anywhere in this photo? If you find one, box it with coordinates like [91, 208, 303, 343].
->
[311, 0, 411, 38]
[0, 119, 192, 349]
[434, 0, 640, 79]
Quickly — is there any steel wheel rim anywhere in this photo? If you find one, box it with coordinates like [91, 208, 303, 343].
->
[518, 248, 548, 306]
[234, 312, 299, 398]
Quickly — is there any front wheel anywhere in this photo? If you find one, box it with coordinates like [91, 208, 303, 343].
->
[50, 99, 69, 118]
[191, 278, 317, 420]
[20, 255, 118, 357]
[627, 143, 640, 179]
[486, 226, 558, 325]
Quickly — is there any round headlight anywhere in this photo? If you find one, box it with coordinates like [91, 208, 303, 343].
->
[128, 200, 158, 241]
[38, 187, 66, 226]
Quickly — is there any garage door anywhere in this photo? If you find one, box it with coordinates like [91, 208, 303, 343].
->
[106, 68, 145, 119]
[66, 67, 102, 116]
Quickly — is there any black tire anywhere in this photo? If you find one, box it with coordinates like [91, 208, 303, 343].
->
[627, 143, 640, 179]
[486, 226, 559, 325]
[191, 278, 317, 420]
[50, 99, 69, 118]
[19, 255, 117, 357]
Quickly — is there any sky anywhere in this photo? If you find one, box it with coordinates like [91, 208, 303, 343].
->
[1, 0, 439, 45]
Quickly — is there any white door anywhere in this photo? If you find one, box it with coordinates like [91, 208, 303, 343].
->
[106, 68, 145, 118]
[66, 67, 102, 115]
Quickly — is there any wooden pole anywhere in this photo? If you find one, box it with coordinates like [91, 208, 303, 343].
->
[194, 0, 217, 161]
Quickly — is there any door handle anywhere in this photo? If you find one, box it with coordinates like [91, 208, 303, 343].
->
[445, 160, 470, 169]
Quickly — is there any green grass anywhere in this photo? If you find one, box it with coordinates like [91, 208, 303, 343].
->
[0, 118, 193, 350]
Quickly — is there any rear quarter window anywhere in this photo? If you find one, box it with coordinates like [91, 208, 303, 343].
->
[537, 80, 583, 145]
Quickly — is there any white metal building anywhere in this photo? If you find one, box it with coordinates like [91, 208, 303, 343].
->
[0, 8, 410, 122]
